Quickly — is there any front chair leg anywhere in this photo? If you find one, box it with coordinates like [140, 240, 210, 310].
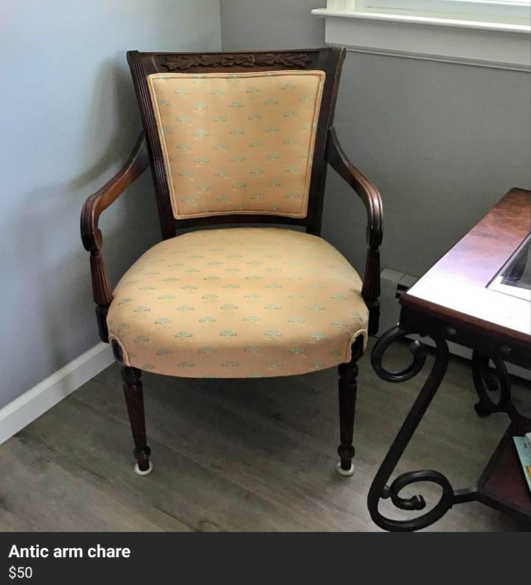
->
[336, 337, 364, 477]
[121, 366, 153, 476]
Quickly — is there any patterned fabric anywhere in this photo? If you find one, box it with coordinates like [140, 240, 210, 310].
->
[147, 71, 325, 219]
[108, 228, 368, 379]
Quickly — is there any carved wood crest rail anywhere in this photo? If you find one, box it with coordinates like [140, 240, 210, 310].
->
[161, 53, 312, 71]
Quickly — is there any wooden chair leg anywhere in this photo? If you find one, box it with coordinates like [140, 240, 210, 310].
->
[121, 366, 152, 476]
[336, 336, 364, 477]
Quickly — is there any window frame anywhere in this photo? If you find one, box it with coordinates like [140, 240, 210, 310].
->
[314, 1, 531, 71]
[330, 0, 530, 25]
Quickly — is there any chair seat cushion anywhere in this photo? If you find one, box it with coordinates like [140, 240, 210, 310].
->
[108, 228, 368, 378]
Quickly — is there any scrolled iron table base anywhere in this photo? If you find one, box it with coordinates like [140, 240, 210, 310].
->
[471, 351, 522, 422]
[367, 325, 515, 532]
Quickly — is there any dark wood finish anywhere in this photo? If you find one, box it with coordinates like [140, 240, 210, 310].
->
[80, 132, 150, 341]
[80, 47, 384, 475]
[121, 367, 151, 473]
[326, 129, 384, 249]
[327, 128, 383, 335]
[80, 132, 149, 255]
[401, 188, 531, 349]
[337, 336, 364, 471]
[127, 52, 176, 241]
[363, 249, 381, 336]
[305, 48, 346, 237]
[161, 52, 313, 71]
[175, 214, 308, 230]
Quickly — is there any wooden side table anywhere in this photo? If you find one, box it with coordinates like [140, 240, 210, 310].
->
[368, 188, 531, 532]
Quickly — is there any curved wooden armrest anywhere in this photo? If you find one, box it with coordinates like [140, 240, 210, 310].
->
[327, 128, 383, 249]
[326, 127, 384, 335]
[80, 132, 150, 341]
[81, 132, 149, 253]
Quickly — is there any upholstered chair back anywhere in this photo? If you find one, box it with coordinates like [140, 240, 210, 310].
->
[128, 49, 346, 238]
[148, 71, 325, 220]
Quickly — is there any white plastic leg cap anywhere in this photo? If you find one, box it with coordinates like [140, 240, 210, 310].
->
[336, 461, 355, 477]
[134, 461, 154, 476]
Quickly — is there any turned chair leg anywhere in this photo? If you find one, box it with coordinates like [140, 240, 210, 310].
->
[336, 337, 364, 477]
[121, 366, 153, 476]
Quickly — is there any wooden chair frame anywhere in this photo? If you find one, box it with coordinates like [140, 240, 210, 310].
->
[81, 47, 383, 477]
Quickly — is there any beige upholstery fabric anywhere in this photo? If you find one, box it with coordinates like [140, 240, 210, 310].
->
[147, 71, 325, 219]
[108, 228, 368, 379]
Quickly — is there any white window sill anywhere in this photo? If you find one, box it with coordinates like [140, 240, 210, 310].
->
[312, 8, 531, 71]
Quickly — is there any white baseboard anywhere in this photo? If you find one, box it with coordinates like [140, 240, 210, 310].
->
[0, 342, 114, 446]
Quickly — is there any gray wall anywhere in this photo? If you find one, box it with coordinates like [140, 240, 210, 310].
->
[220, 0, 531, 275]
[221, 0, 324, 49]
[2, 0, 529, 411]
[0, 1, 221, 409]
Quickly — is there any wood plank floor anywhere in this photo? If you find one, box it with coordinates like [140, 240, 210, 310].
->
[1, 341, 529, 532]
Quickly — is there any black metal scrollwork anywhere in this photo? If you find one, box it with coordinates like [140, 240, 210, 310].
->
[378, 470, 455, 531]
[368, 327, 458, 531]
[472, 352, 511, 415]
[371, 326, 427, 383]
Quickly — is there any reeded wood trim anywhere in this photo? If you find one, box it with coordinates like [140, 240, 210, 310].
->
[363, 248, 381, 336]
[89, 252, 113, 306]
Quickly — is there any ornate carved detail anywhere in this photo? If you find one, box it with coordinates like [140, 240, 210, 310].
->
[161, 52, 312, 71]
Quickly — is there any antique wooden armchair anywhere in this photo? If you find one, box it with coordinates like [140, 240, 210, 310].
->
[81, 47, 383, 478]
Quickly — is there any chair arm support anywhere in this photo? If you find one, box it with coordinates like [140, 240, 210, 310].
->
[326, 128, 383, 249]
[80, 132, 149, 339]
[326, 127, 384, 335]
[81, 132, 149, 254]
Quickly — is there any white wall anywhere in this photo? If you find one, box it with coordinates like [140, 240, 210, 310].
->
[0, 1, 222, 409]
[220, 0, 531, 276]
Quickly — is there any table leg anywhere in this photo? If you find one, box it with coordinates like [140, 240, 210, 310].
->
[368, 326, 477, 531]
[471, 351, 525, 426]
